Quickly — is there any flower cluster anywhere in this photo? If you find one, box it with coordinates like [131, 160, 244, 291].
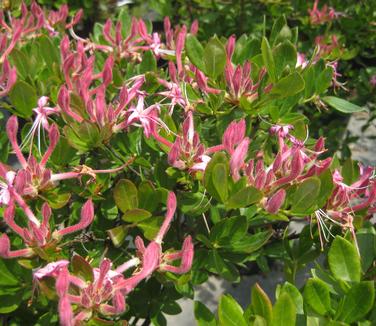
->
[308, 0, 340, 25]
[33, 192, 193, 325]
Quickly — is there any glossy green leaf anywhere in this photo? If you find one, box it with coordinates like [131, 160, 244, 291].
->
[304, 278, 332, 315]
[122, 208, 151, 223]
[212, 163, 229, 202]
[269, 72, 305, 99]
[9, 81, 37, 118]
[271, 292, 296, 326]
[0, 293, 20, 313]
[335, 281, 375, 323]
[261, 37, 276, 82]
[194, 301, 216, 326]
[328, 236, 361, 283]
[251, 283, 272, 324]
[72, 255, 94, 282]
[204, 36, 226, 78]
[279, 282, 304, 314]
[185, 34, 205, 72]
[229, 230, 273, 253]
[0, 260, 19, 286]
[226, 186, 263, 209]
[218, 295, 247, 326]
[139, 50, 157, 73]
[114, 179, 139, 212]
[107, 225, 127, 248]
[204, 152, 229, 201]
[138, 216, 164, 240]
[291, 177, 321, 214]
[322, 96, 365, 113]
[210, 216, 247, 245]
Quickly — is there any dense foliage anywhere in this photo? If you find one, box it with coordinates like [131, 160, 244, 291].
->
[0, 1, 375, 325]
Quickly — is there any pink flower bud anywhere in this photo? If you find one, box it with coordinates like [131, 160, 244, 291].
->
[0, 233, 11, 258]
[226, 35, 236, 60]
[58, 296, 73, 326]
[55, 199, 94, 238]
[40, 124, 60, 167]
[179, 236, 194, 273]
[102, 55, 114, 86]
[222, 119, 246, 154]
[113, 290, 126, 313]
[230, 138, 250, 181]
[176, 25, 187, 77]
[156, 192, 177, 243]
[265, 189, 286, 214]
[56, 267, 70, 297]
[6, 116, 28, 169]
[190, 20, 199, 35]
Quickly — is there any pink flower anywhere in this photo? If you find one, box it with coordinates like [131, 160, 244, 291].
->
[308, 0, 340, 25]
[167, 112, 211, 172]
[230, 138, 250, 181]
[264, 189, 286, 214]
[34, 192, 193, 324]
[0, 59, 17, 97]
[0, 199, 94, 259]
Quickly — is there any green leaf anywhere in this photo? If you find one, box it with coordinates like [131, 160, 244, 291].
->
[261, 37, 276, 82]
[218, 295, 247, 326]
[9, 49, 30, 79]
[335, 281, 375, 323]
[44, 190, 71, 209]
[270, 16, 287, 45]
[279, 282, 304, 314]
[179, 192, 210, 216]
[0, 293, 20, 313]
[251, 283, 272, 324]
[273, 40, 297, 77]
[291, 177, 321, 214]
[72, 255, 94, 282]
[229, 230, 273, 253]
[122, 208, 152, 223]
[194, 301, 216, 326]
[37, 35, 60, 69]
[315, 67, 333, 94]
[139, 50, 157, 73]
[304, 278, 332, 315]
[9, 81, 37, 118]
[226, 186, 263, 209]
[269, 72, 305, 99]
[138, 216, 164, 240]
[50, 137, 76, 165]
[0, 260, 19, 286]
[204, 152, 229, 201]
[271, 292, 296, 326]
[322, 96, 365, 114]
[210, 216, 248, 245]
[204, 36, 226, 78]
[207, 250, 239, 282]
[212, 163, 229, 203]
[328, 236, 361, 283]
[138, 182, 159, 212]
[114, 179, 139, 212]
[107, 225, 127, 248]
[185, 35, 205, 72]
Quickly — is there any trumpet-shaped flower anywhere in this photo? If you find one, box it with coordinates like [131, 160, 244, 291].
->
[0, 199, 94, 259]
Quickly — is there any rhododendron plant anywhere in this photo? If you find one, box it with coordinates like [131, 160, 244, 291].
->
[0, 1, 374, 325]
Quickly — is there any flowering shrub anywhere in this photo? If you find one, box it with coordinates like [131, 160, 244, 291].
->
[0, 1, 375, 325]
